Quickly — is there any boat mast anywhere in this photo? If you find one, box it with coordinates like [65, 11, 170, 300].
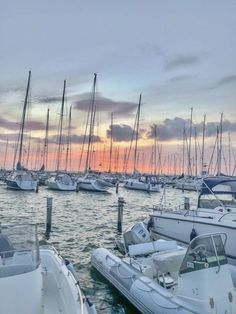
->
[201, 114, 206, 175]
[154, 124, 157, 175]
[228, 132, 231, 176]
[3, 139, 9, 169]
[42, 108, 50, 170]
[65, 105, 72, 172]
[85, 73, 97, 171]
[217, 113, 223, 175]
[187, 107, 193, 176]
[194, 127, 198, 177]
[108, 112, 113, 172]
[17, 70, 31, 168]
[56, 80, 66, 172]
[133, 94, 141, 173]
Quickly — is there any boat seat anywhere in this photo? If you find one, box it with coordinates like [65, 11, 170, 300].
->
[128, 240, 178, 257]
[152, 249, 187, 273]
[12, 251, 33, 265]
[0, 234, 15, 258]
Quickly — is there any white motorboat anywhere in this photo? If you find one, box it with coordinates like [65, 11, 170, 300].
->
[6, 170, 39, 191]
[47, 173, 77, 191]
[124, 175, 161, 192]
[92, 223, 236, 314]
[149, 176, 236, 265]
[174, 177, 202, 191]
[77, 173, 110, 192]
[0, 223, 96, 314]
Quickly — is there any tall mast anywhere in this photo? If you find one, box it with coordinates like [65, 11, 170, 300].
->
[154, 124, 157, 175]
[133, 93, 141, 173]
[187, 107, 193, 176]
[56, 80, 66, 172]
[18, 70, 31, 167]
[182, 124, 186, 175]
[3, 139, 9, 169]
[42, 108, 50, 170]
[108, 112, 113, 172]
[85, 73, 97, 171]
[217, 113, 223, 175]
[228, 132, 231, 176]
[201, 114, 206, 175]
[65, 105, 72, 172]
[194, 127, 198, 177]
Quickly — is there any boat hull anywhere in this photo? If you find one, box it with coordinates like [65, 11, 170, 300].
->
[150, 212, 236, 265]
[92, 248, 203, 314]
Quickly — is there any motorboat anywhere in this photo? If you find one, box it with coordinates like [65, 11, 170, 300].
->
[148, 176, 236, 265]
[77, 173, 110, 192]
[0, 223, 96, 314]
[47, 173, 77, 191]
[5, 170, 39, 191]
[174, 177, 202, 191]
[92, 222, 236, 314]
[124, 175, 161, 192]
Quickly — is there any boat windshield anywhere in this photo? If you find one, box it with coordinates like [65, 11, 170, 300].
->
[0, 224, 40, 275]
[199, 193, 236, 209]
[179, 233, 227, 275]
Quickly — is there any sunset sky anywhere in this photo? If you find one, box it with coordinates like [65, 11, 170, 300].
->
[0, 1, 236, 173]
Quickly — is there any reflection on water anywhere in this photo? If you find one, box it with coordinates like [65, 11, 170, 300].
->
[0, 184, 197, 313]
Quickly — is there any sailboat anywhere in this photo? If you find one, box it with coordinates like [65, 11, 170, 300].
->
[47, 80, 77, 191]
[124, 94, 161, 192]
[77, 74, 110, 192]
[5, 71, 39, 191]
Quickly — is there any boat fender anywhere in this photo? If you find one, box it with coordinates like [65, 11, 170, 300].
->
[190, 228, 198, 241]
[147, 217, 153, 231]
[85, 297, 97, 313]
[65, 259, 77, 275]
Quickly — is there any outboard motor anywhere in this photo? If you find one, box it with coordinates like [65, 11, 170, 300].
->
[123, 222, 150, 247]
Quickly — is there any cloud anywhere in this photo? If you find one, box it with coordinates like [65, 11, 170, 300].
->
[48, 134, 102, 144]
[165, 54, 203, 71]
[0, 117, 59, 132]
[147, 118, 236, 141]
[106, 124, 135, 142]
[216, 75, 236, 87]
[37, 96, 62, 104]
[73, 93, 137, 117]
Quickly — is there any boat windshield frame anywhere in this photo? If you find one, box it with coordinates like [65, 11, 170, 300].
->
[0, 223, 40, 269]
[179, 232, 227, 276]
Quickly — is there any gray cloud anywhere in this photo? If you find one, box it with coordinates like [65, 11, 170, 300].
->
[0, 117, 59, 132]
[216, 75, 236, 87]
[73, 93, 137, 117]
[38, 96, 62, 104]
[106, 124, 136, 142]
[147, 118, 236, 141]
[48, 134, 102, 145]
[165, 54, 203, 71]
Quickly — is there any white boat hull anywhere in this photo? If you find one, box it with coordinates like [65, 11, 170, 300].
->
[78, 180, 108, 192]
[124, 180, 161, 192]
[150, 212, 236, 265]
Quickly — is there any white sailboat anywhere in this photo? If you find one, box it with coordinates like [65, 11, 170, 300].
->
[148, 176, 236, 265]
[0, 223, 96, 314]
[47, 80, 77, 191]
[77, 74, 109, 192]
[124, 95, 161, 192]
[6, 71, 39, 191]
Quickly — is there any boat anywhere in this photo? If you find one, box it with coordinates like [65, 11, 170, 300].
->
[174, 176, 202, 191]
[47, 80, 77, 191]
[124, 175, 161, 192]
[0, 223, 96, 314]
[5, 71, 39, 191]
[47, 173, 78, 191]
[77, 172, 109, 192]
[148, 176, 236, 265]
[92, 222, 236, 314]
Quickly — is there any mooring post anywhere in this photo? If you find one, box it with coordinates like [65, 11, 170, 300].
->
[117, 197, 125, 233]
[76, 181, 80, 193]
[184, 197, 190, 210]
[45, 197, 53, 239]
[116, 180, 119, 194]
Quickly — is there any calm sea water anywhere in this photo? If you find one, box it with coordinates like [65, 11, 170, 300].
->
[0, 182, 198, 314]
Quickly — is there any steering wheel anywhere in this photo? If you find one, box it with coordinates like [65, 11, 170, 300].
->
[192, 244, 207, 260]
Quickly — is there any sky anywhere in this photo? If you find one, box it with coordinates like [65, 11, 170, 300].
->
[0, 0, 236, 173]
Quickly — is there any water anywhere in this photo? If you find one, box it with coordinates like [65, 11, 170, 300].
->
[0, 182, 198, 313]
